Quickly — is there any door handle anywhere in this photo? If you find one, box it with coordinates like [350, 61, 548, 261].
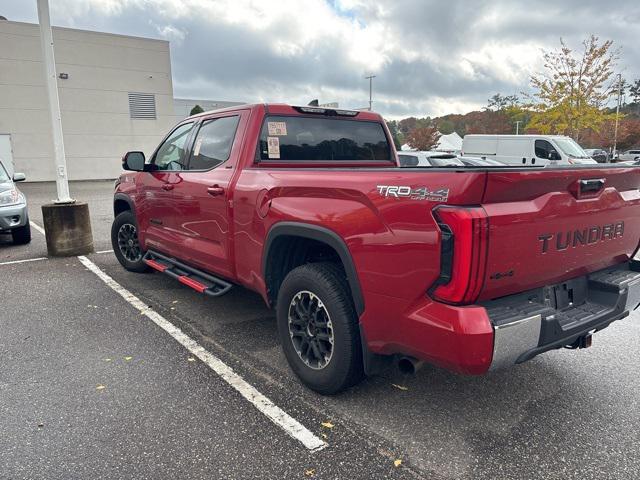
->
[580, 178, 605, 194]
[207, 185, 225, 196]
[161, 183, 174, 191]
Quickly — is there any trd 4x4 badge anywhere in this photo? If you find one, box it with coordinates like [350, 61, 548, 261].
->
[376, 185, 450, 202]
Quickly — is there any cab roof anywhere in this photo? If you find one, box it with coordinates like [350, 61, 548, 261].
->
[185, 103, 383, 122]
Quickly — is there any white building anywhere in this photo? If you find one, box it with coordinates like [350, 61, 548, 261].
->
[434, 132, 463, 153]
[0, 20, 176, 180]
[0, 19, 242, 182]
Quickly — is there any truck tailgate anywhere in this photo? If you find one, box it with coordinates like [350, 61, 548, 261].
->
[479, 167, 640, 301]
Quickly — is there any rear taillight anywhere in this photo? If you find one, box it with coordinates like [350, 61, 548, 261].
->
[430, 206, 489, 305]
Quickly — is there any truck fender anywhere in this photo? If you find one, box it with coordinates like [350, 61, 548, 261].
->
[114, 193, 135, 217]
[262, 222, 365, 316]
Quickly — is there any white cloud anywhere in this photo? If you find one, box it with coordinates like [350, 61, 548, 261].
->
[6, 0, 640, 118]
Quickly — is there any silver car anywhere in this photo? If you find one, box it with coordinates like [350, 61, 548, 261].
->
[616, 149, 640, 162]
[0, 161, 30, 244]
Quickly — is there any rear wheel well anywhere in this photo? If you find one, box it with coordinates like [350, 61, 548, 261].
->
[265, 236, 349, 307]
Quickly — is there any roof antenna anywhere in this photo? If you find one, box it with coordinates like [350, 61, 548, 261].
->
[308, 99, 319, 106]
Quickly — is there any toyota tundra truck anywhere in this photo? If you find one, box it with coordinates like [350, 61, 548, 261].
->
[112, 103, 640, 394]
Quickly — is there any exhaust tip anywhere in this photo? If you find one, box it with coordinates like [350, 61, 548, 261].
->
[398, 356, 421, 375]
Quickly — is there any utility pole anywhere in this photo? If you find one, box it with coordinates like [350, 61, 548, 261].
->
[37, 0, 73, 203]
[365, 75, 376, 111]
[37, 0, 93, 257]
[515, 120, 522, 135]
[612, 73, 622, 159]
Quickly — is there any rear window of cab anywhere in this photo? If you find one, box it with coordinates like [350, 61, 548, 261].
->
[257, 115, 392, 162]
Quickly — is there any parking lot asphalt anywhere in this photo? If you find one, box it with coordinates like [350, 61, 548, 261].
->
[2, 180, 640, 480]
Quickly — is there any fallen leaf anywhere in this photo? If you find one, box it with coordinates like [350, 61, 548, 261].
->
[394, 459, 402, 468]
[187, 357, 196, 362]
[124, 356, 132, 361]
[392, 384, 408, 391]
[321, 421, 334, 429]
[304, 469, 315, 477]
[96, 385, 106, 391]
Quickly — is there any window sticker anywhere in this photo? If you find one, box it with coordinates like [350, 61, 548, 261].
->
[267, 121, 287, 136]
[267, 137, 280, 159]
[193, 138, 203, 157]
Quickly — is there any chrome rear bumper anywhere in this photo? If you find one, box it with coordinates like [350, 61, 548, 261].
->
[486, 261, 640, 370]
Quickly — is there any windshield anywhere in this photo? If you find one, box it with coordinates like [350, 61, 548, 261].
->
[0, 163, 10, 183]
[553, 138, 589, 159]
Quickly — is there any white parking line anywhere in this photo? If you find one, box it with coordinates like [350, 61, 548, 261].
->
[0, 257, 48, 266]
[95, 249, 114, 254]
[77, 255, 326, 452]
[29, 221, 46, 236]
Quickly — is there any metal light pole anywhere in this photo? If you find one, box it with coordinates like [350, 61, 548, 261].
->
[515, 120, 522, 135]
[37, 0, 73, 203]
[612, 73, 622, 159]
[36, 0, 93, 257]
[365, 75, 376, 111]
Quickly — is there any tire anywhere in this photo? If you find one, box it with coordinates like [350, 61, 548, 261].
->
[111, 210, 150, 273]
[276, 262, 364, 395]
[11, 221, 31, 245]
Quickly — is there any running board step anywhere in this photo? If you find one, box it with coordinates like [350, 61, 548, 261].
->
[143, 250, 233, 297]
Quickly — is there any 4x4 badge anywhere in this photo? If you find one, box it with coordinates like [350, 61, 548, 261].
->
[376, 185, 449, 202]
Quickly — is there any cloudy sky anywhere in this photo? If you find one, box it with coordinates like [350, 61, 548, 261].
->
[2, 0, 640, 118]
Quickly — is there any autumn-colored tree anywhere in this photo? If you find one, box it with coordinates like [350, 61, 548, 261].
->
[405, 125, 441, 151]
[465, 110, 512, 134]
[527, 36, 620, 141]
[580, 118, 640, 150]
[398, 117, 417, 136]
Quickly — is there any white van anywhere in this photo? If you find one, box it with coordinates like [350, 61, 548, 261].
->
[462, 135, 597, 166]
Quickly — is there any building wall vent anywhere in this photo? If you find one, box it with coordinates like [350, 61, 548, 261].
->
[128, 92, 156, 119]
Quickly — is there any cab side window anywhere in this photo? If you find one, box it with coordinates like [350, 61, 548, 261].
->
[187, 116, 240, 170]
[535, 140, 557, 159]
[154, 122, 194, 171]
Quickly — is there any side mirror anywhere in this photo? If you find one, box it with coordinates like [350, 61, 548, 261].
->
[548, 150, 561, 161]
[13, 173, 26, 182]
[122, 151, 146, 171]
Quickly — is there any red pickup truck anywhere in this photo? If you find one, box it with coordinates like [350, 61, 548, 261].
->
[112, 103, 640, 394]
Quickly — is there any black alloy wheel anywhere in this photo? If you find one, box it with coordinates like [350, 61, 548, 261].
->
[288, 290, 335, 370]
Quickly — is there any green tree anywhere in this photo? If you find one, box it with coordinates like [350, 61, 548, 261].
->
[527, 35, 620, 140]
[436, 119, 455, 135]
[487, 93, 520, 111]
[190, 104, 204, 115]
[385, 120, 403, 149]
